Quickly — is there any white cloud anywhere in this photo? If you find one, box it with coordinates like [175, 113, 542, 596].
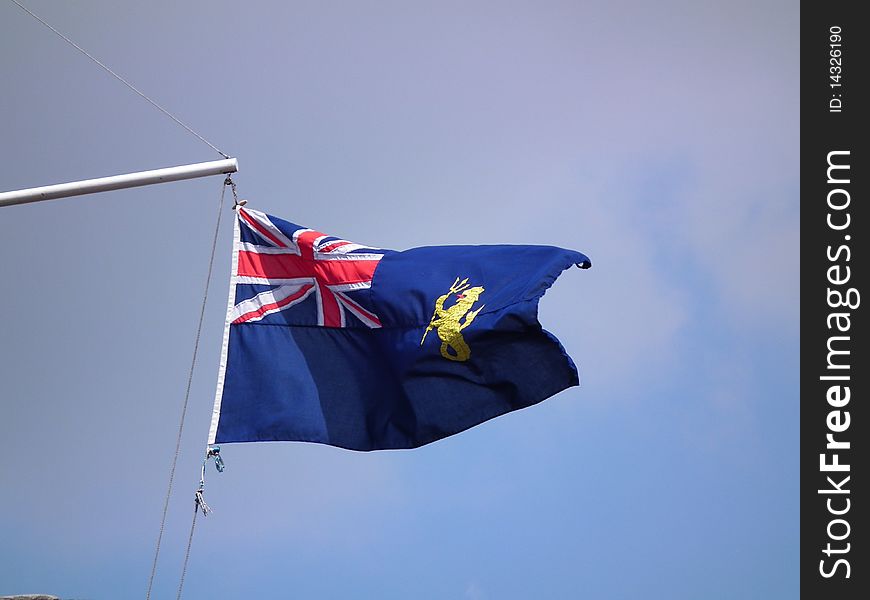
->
[465, 580, 487, 600]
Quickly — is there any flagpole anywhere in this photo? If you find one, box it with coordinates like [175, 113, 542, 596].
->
[0, 158, 239, 207]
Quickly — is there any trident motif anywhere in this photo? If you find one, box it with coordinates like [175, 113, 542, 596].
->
[421, 277, 486, 361]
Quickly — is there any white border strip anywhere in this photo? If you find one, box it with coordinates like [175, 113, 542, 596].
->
[234, 275, 312, 286]
[208, 208, 241, 445]
[314, 252, 384, 262]
[237, 241, 299, 255]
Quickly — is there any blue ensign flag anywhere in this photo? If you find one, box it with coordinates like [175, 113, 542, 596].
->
[207, 207, 591, 451]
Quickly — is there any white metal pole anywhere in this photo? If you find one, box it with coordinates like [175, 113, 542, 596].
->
[0, 158, 239, 208]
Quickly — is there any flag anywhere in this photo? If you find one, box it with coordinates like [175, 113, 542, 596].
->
[207, 207, 591, 451]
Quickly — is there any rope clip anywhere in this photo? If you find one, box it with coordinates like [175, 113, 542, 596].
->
[207, 445, 225, 473]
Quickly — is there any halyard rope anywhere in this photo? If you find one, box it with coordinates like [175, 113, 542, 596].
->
[7, 0, 230, 158]
[175, 449, 221, 599]
[146, 178, 229, 599]
[175, 498, 200, 600]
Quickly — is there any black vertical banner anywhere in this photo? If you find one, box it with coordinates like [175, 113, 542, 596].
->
[802, 2, 867, 597]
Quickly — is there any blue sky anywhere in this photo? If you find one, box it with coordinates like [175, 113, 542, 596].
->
[0, 1, 798, 598]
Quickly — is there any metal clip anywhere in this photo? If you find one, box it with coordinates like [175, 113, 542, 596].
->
[207, 445, 225, 473]
[224, 176, 246, 207]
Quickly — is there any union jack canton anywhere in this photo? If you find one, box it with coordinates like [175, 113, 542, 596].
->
[231, 207, 386, 328]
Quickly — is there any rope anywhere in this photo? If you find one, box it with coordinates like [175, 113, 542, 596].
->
[7, 0, 230, 159]
[175, 446, 222, 599]
[145, 178, 229, 600]
[176, 499, 200, 600]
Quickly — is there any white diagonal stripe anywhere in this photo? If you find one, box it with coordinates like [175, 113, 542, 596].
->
[335, 291, 382, 329]
[240, 208, 297, 248]
[231, 283, 314, 323]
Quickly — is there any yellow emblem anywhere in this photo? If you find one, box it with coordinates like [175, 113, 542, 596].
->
[421, 277, 486, 362]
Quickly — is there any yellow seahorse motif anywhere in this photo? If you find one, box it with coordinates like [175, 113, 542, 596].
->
[420, 277, 486, 361]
